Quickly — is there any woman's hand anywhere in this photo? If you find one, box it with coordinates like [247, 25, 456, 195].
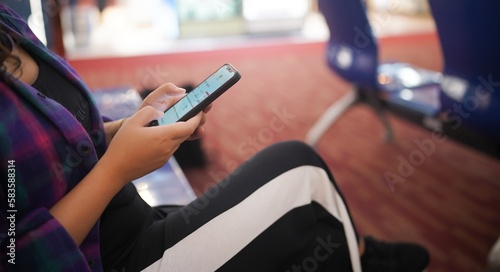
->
[104, 83, 211, 145]
[51, 83, 200, 245]
[139, 83, 212, 140]
[50, 106, 201, 245]
[101, 82, 213, 186]
[50, 83, 210, 245]
[101, 105, 203, 187]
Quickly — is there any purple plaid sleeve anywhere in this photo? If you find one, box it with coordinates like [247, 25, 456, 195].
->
[0, 3, 107, 271]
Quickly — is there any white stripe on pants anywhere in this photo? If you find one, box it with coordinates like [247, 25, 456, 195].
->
[143, 165, 361, 272]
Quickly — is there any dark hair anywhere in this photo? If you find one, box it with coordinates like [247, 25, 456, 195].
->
[0, 30, 20, 80]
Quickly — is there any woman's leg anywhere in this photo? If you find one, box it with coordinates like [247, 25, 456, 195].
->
[126, 141, 361, 272]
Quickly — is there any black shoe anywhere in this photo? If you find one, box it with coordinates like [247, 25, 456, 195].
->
[360, 236, 430, 272]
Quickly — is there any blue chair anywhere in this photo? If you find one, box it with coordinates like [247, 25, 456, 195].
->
[429, 0, 500, 158]
[306, 0, 442, 146]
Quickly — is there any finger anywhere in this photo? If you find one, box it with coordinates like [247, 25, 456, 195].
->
[127, 106, 163, 126]
[188, 126, 205, 141]
[146, 83, 185, 101]
[185, 112, 204, 127]
[143, 83, 186, 111]
[168, 93, 187, 108]
[198, 112, 207, 127]
[155, 92, 186, 112]
[159, 112, 203, 140]
[202, 103, 213, 113]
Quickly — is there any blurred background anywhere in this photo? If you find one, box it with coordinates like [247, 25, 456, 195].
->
[5, 0, 433, 58]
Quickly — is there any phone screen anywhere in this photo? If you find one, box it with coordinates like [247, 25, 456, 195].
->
[156, 65, 238, 126]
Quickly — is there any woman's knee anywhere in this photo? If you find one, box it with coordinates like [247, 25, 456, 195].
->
[258, 140, 321, 166]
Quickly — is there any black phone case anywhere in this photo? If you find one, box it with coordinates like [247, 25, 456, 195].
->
[149, 64, 241, 126]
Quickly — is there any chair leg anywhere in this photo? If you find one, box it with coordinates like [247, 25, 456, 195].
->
[365, 92, 393, 142]
[306, 90, 358, 147]
[375, 108, 393, 142]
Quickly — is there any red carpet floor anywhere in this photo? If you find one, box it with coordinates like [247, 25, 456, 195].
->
[70, 33, 500, 272]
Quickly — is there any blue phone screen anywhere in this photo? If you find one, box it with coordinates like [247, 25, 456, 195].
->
[157, 65, 236, 125]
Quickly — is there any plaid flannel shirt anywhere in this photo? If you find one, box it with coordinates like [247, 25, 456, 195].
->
[0, 4, 107, 271]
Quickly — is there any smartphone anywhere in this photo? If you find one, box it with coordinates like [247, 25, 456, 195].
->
[149, 64, 241, 126]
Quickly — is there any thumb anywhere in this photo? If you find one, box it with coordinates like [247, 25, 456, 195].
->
[165, 93, 187, 110]
[128, 106, 164, 127]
